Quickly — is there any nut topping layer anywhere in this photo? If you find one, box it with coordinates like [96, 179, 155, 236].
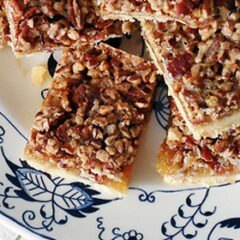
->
[25, 43, 157, 184]
[142, 18, 240, 124]
[102, 0, 240, 28]
[5, 0, 132, 55]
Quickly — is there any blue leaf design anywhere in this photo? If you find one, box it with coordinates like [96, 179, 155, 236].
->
[177, 204, 191, 219]
[161, 222, 168, 235]
[6, 174, 21, 189]
[80, 206, 98, 213]
[0, 126, 5, 144]
[1, 147, 20, 175]
[185, 233, 197, 239]
[195, 222, 206, 228]
[53, 184, 93, 210]
[93, 198, 113, 206]
[2, 201, 9, 209]
[219, 218, 240, 229]
[40, 205, 47, 218]
[186, 193, 194, 207]
[58, 218, 68, 225]
[170, 215, 180, 228]
[14, 189, 33, 201]
[178, 205, 185, 218]
[201, 210, 216, 217]
[16, 168, 55, 202]
[218, 238, 234, 240]
[70, 182, 100, 197]
[207, 218, 240, 240]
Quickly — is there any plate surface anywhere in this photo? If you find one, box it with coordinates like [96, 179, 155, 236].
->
[0, 36, 240, 240]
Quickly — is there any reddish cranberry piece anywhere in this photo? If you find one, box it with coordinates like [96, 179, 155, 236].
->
[157, 22, 166, 31]
[167, 52, 193, 78]
[175, 0, 193, 15]
[201, 145, 214, 162]
[56, 125, 69, 142]
[214, 140, 228, 153]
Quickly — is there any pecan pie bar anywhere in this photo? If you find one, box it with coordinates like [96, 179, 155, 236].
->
[157, 100, 240, 185]
[142, 18, 240, 139]
[24, 43, 157, 195]
[101, 0, 239, 28]
[4, 0, 132, 56]
[0, 0, 9, 48]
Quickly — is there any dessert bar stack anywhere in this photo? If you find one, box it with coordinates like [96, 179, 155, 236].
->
[99, 0, 240, 184]
[158, 99, 240, 185]
[140, 2, 240, 184]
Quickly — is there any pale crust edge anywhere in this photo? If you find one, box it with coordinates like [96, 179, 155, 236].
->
[4, 0, 17, 55]
[23, 145, 130, 197]
[101, 9, 171, 22]
[100, 3, 192, 27]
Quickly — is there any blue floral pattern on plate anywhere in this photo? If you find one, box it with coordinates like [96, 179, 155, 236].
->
[97, 217, 144, 240]
[0, 112, 114, 239]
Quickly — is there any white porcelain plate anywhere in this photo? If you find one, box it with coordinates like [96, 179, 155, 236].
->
[0, 35, 240, 240]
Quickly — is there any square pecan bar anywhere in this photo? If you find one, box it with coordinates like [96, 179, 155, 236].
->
[24, 43, 157, 195]
[142, 17, 240, 139]
[0, 0, 9, 48]
[157, 99, 240, 185]
[4, 0, 132, 56]
[101, 0, 239, 28]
